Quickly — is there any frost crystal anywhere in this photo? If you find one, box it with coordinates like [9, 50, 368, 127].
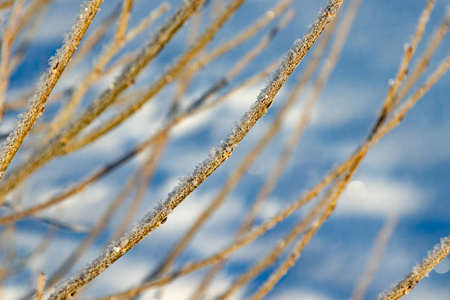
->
[119, 239, 129, 248]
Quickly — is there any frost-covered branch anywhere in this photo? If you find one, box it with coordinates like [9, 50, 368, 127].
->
[0, 0, 104, 181]
[378, 235, 450, 300]
[47, 1, 344, 299]
[0, 0, 206, 200]
[96, 51, 449, 300]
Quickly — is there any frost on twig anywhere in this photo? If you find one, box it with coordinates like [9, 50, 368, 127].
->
[378, 235, 450, 300]
[47, 1, 343, 299]
[0, 0, 206, 200]
[0, 0, 103, 180]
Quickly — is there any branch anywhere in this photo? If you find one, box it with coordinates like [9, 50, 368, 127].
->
[47, 1, 343, 299]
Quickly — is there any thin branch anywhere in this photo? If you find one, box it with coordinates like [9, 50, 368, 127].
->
[95, 53, 449, 300]
[185, 0, 294, 76]
[47, 2, 343, 298]
[246, 171, 354, 300]
[125, 3, 171, 42]
[41, 159, 145, 293]
[377, 235, 450, 300]
[46, 0, 135, 137]
[189, 2, 358, 296]
[35, 272, 45, 300]
[0, 130, 163, 224]
[185, 12, 336, 299]
[139, 4, 330, 288]
[0, 0, 26, 120]
[219, 184, 338, 300]
[110, 136, 167, 242]
[65, 3, 121, 74]
[243, 0, 360, 232]
[247, 127, 371, 300]
[0, 0, 205, 200]
[369, 0, 435, 139]
[62, 0, 247, 153]
[0, 0, 104, 181]
[393, 8, 450, 108]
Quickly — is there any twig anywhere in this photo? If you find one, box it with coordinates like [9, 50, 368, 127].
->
[0, 129, 164, 224]
[65, 3, 121, 74]
[377, 235, 450, 300]
[243, 0, 360, 232]
[247, 144, 366, 300]
[185, 11, 335, 298]
[0, 0, 206, 200]
[63, 0, 247, 153]
[185, 0, 294, 76]
[95, 53, 449, 300]
[219, 184, 339, 300]
[125, 3, 171, 42]
[0, 0, 26, 121]
[35, 272, 45, 300]
[110, 136, 167, 242]
[370, 0, 437, 137]
[392, 8, 450, 109]
[139, 4, 330, 289]
[41, 159, 145, 293]
[191, 2, 359, 296]
[47, 0, 134, 137]
[47, 1, 342, 298]
[0, 0, 104, 182]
